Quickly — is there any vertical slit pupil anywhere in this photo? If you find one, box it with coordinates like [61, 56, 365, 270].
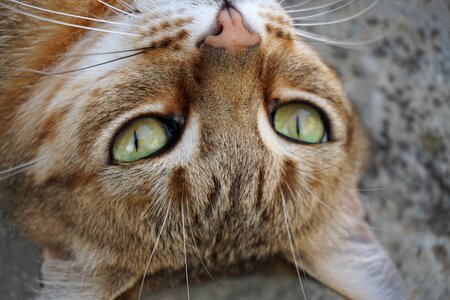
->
[295, 114, 301, 138]
[133, 130, 139, 152]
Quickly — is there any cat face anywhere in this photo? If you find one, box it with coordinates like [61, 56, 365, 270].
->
[0, 1, 406, 299]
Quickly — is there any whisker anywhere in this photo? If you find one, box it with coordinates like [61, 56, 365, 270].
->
[0, 158, 43, 181]
[284, 0, 344, 13]
[73, 3, 107, 21]
[300, 183, 405, 234]
[0, 158, 41, 175]
[181, 202, 191, 300]
[185, 207, 215, 280]
[281, 191, 307, 300]
[117, 0, 140, 14]
[15, 49, 149, 78]
[0, 3, 141, 37]
[293, 0, 382, 27]
[0, 166, 34, 181]
[289, 0, 356, 20]
[294, 0, 418, 48]
[6, 0, 131, 26]
[137, 203, 171, 300]
[66, 46, 155, 57]
[97, 0, 135, 17]
[282, 0, 314, 11]
[294, 28, 390, 48]
[304, 171, 413, 193]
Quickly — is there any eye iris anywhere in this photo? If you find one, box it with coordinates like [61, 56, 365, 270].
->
[112, 118, 169, 162]
[274, 103, 325, 144]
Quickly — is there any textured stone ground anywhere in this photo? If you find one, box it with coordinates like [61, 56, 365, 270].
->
[1, 0, 449, 299]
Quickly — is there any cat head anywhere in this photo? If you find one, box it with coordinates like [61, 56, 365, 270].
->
[0, 1, 406, 299]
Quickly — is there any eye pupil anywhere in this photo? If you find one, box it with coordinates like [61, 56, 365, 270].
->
[133, 130, 139, 152]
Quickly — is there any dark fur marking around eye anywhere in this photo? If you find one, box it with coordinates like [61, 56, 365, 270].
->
[255, 167, 266, 211]
[228, 171, 244, 206]
[205, 175, 221, 220]
[275, 159, 298, 204]
[167, 167, 191, 203]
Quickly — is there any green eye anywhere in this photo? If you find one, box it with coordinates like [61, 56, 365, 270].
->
[112, 117, 170, 163]
[273, 102, 327, 144]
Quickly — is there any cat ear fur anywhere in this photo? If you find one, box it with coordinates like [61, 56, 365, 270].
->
[290, 193, 408, 300]
[39, 248, 139, 300]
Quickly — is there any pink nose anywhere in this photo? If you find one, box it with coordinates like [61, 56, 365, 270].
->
[204, 8, 261, 51]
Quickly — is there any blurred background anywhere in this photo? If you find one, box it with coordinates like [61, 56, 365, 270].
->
[1, 0, 449, 299]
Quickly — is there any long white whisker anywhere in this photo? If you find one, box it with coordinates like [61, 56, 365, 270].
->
[137, 203, 171, 300]
[295, 0, 418, 48]
[6, 0, 131, 26]
[16, 50, 147, 77]
[281, 191, 307, 300]
[117, 0, 139, 13]
[284, 0, 344, 13]
[73, 3, 106, 21]
[0, 166, 34, 181]
[304, 170, 413, 193]
[181, 202, 191, 300]
[0, 158, 41, 175]
[66, 46, 153, 57]
[294, 28, 388, 48]
[282, 0, 314, 10]
[293, 0, 382, 27]
[301, 184, 400, 233]
[186, 207, 215, 280]
[97, 0, 135, 16]
[290, 0, 356, 20]
[0, 3, 141, 37]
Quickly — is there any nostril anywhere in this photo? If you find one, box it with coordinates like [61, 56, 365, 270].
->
[196, 23, 223, 48]
[212, 24, 224, 37]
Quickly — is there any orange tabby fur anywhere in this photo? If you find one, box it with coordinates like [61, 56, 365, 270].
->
[0, 1, 406, 299]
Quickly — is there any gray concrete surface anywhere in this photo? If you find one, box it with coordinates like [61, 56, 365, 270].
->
[1, 0, 449, 299]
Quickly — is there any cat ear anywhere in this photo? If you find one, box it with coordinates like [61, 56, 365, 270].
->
[39, 248, 139, 300]
[288, 193, 408, 300]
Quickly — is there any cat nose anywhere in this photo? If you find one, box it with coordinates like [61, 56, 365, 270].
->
[204, 8, 261, 51]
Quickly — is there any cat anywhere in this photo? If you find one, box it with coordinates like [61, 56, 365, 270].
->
[0, 1, 408, 299]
